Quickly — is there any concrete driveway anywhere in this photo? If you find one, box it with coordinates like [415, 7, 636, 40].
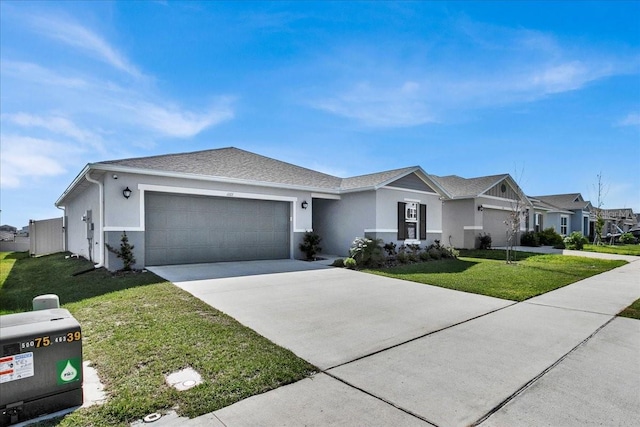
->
[150, 260, 512, 369]
[148, 258, 640, 426]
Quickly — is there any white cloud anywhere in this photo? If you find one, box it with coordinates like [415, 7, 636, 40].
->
[2, 113, 99, 144]
[306, 21, 634, 128]
[124, 99, 236, 138]
[28, 14, 143, 78]
[1, 60, 88, 89]
[0, 135, 70, 188]
[313, 81, 435, 128]
[617, 112, 640, 127]
[3, 59, 235, 140]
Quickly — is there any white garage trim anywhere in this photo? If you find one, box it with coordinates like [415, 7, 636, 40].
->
[481, 204, 516, 212]
[464, 226, 484, 230]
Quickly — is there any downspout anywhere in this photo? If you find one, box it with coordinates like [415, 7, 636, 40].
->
[84, 172, 104, 268]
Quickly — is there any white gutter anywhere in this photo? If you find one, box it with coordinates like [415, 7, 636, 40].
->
[84, 172, 104, 268]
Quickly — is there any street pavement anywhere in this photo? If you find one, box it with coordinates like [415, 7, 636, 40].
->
[145, 252, 640, 426]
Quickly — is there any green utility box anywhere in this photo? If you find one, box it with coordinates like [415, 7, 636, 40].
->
[0, 309, 83, 426]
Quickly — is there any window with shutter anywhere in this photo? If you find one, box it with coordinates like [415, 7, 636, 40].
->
[398, 201, 426, 241]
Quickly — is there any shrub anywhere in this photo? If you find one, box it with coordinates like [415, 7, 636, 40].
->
[537, 227, 564, 246]
[428, 248, 442, 260]
[349, 237, 384, 268]
[520, 231, 540, 247]
[425, 240, 457, 259]
[419, 250, 431, 262]
[331, 258, 344, 267]
[478, 233, 492, 250]
[407, 244, 421, 253]
[620, 233, 636, 245]
[396, 251, 409, 264]
[383, 242, 397, 256]
[299, 231, 322, 260]
[442, 247, 459, 259]
[343, 257, 357, 269]
[564, 232, 588, 250]
[105, 232, 136, 271]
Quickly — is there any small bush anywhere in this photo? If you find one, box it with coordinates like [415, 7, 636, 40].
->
[553, 241, 566, 249]
[331, 258, 344, 267]
[620, 233, 636, 245]
[396, 251, 409, 264]
[407, 244, 421, 254]
[442, 247, 460, 258]
[383, 242, 397, 256]
[537, 227, 564, 246]
[419, 250, 431, 262]
[344, 257, 357, 269]
[520, 231, 540, 247]
[428, 248, 442, 260]
[478, 233, 492, 250]
[564, 232, 588, 250]
[349, 237, 384, 268]
[106, 232, 136, 271]
[299, 231, 322, 260]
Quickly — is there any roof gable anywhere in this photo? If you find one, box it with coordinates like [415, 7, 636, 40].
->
[535, 194, 591, 211]
[386, 172, 438, 193]
[100, 147, 342, 189]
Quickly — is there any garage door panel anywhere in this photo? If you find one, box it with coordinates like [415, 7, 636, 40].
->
[145, 193, 290, 265]
[189, 229, 210, 245]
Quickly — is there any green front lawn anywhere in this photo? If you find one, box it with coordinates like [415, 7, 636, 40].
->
[0, 252, 315, 426]
[583, 244, 640, 256]
[366, 250, 627, 301]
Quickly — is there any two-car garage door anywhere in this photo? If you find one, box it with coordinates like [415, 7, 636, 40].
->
[145, 192, 290, 266]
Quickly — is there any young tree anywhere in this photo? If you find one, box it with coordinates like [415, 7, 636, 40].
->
[106, 232, 136, 271]
[592, 172, 608, 245]
[503, 168, 528, 264]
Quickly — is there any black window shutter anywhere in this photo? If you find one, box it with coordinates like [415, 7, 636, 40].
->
[397, 202, 406, 240]
[419, 204, 427, 240]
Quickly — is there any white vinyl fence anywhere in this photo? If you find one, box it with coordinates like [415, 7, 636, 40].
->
[29, 217, 65, 256]
[0, 236, 30, 252]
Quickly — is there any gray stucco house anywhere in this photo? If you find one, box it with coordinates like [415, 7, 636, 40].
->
[430, 174, 533, 248]
[531, 193, 592, 237]
[56, 147, 447, 270]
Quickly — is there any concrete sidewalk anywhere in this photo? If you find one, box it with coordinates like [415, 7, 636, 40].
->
[144, 256, 640, 426]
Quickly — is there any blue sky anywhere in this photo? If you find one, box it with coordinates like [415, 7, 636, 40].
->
[1, 1, 639, 228]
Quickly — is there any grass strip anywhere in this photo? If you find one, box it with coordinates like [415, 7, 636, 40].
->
[366, 252, 626, 301]
[618, 298, 640, 320]
[583, 244, 640, 257]
[0, 252, 315, 426]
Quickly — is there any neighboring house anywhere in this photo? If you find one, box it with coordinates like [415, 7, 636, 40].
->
[56, 147, 447, 271]
[598, 208, 637, 236]
[430, 174, 532, 248]
[533, 194, 592, 237]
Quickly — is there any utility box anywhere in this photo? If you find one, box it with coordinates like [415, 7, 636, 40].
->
[32, 294, 60, 311]
[0, 309, 83, 426]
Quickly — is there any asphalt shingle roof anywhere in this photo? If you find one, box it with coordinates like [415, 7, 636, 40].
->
[98, 147, 420, 192]
[429, 174, 508, 198]
[534, 194, 591, 211]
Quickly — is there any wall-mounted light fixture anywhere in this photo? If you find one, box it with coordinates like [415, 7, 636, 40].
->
[477, 205, 483, 212]
[301, 200, 309, 209]
[123, 187, 132, 199]
[112, 174, 118, 179]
